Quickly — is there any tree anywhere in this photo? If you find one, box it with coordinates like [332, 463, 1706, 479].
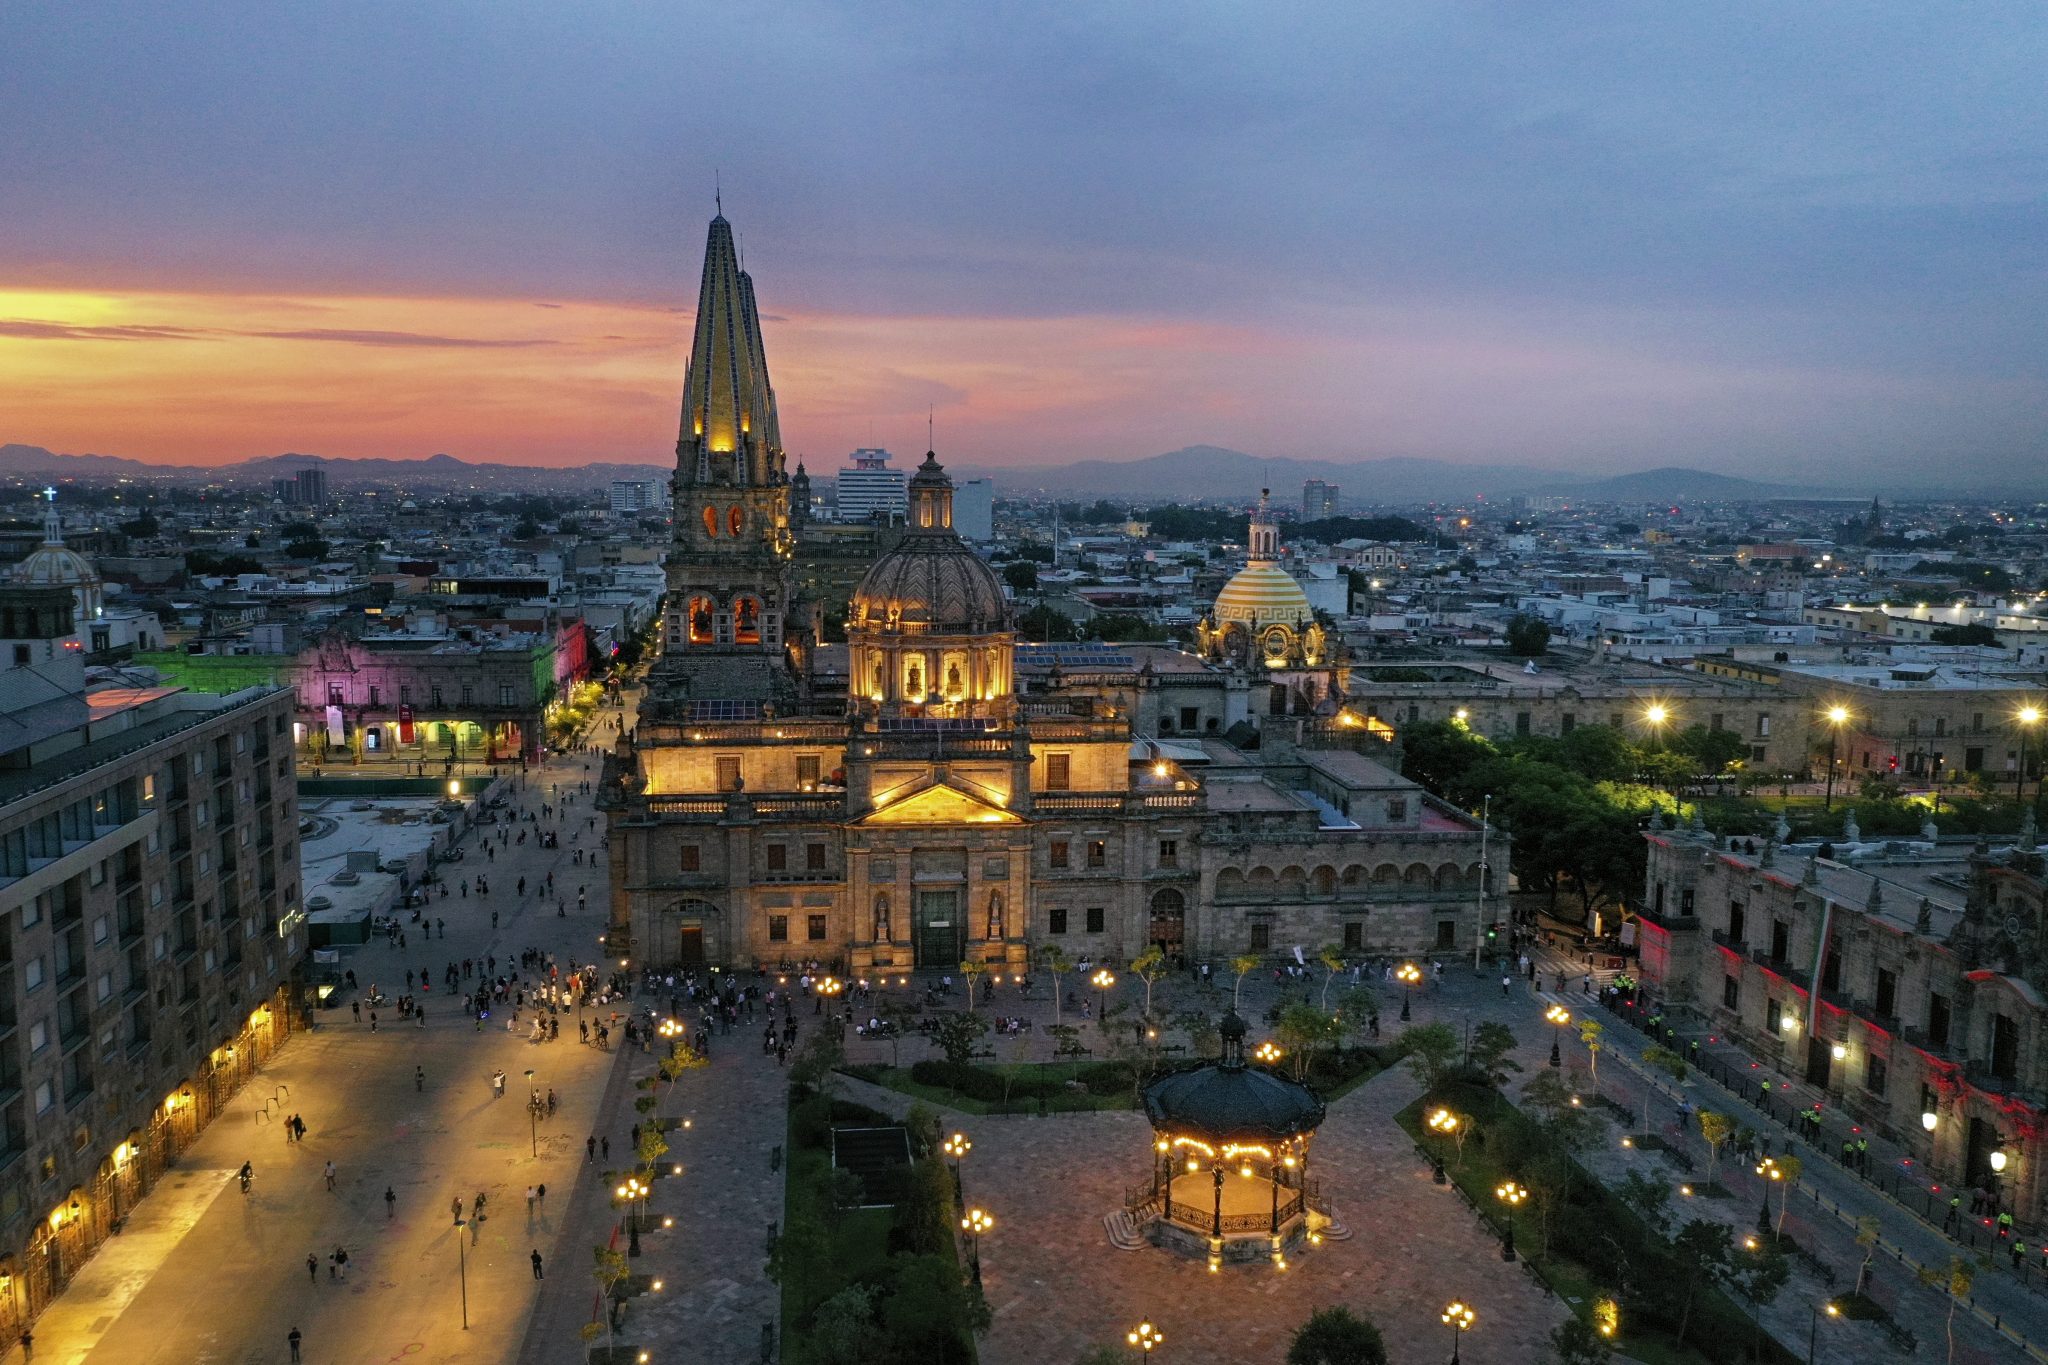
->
[1928, 1254, 1973, 1364]
[1333, 986, 1379, 1046]
[1285, 1306, 1388, 1365]
[1170, 1009, 1220, 1059]
[1466, 1021, 1522, 1088]
[1229, 954, 1260, 1013]
[789, 1029, 846, 1098]
[1398, 1022, 1460, 1094]
[1578, 1019, 1603, 1095]
[1668, 1220, 1731, 1345]
[1931, 622, 2000, 646]
[809, 1285, 879, 1362]
[930, 1011, 991, 1067]
[1274, 1003, 1343, 1082]
[1697, 1110, 1732, 1185]
[1001, 561, 1038, 592]
[959, 960, 988, 1011]
[1317, 944, 1345, 1011]
[1772, 1154, 1803, 1237]
[1854, 1214, 1880, 1297]
[1039, 945, 1075, 1026]
[1521, 1070, 1599, 1151]
[1617, 1170, 1672, 1234]
[1641, 1045, 1688, 1135]
[1505, 613, 1552, 658]
[591, 1243, 632, 1356]
[1129, 945, 1166, 1020]
[119, 513, 160, 537]
[1549, 1314, 1613, 1365]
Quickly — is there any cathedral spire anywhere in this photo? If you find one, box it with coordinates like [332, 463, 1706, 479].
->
[676, 214, 781, 489]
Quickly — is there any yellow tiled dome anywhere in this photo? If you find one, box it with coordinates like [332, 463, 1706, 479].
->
[1214, 564, 1310, 628]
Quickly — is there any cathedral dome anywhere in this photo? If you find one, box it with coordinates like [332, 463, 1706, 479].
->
[12, 492, 103, 622]
[1213, 563, 1310, 629]
[849, 453, 1009, 634]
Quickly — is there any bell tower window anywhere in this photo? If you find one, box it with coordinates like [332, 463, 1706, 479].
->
[701, 506, 718, 539]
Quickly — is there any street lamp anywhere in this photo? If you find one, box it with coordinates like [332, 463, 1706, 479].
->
[1643, 703, 1669, 748]
[1397, 962, 1421, 1021]
[1253, 1041, 1283, 1067]
[959, 1206, 993, 1286]
[2017, 705, 2042, 806]
[616, 1176, 649, 1257]
[1441, 1300, 1476, 1365]
[1426, 1107, 1459, 1185]
[1822, 705, 1850, 812]
[1545, 1004, 1571, 1068]
[1091, 969, 1116, 1022]
[1808, 1300, 1841, 1365]
[943, 1131, 971, 1199]
[1755, 1157, 1784, 1237]
[1127, 1320, 1164, 1357]
[1495, 1181, 1527, 1262]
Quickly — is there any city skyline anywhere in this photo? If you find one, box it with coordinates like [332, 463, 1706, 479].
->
[2, 4, 2044, 484]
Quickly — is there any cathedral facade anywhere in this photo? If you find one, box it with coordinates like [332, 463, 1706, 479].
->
[602, 215, 1501, 974]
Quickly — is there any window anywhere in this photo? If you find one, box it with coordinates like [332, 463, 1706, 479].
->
[20, 898, 40, 930]
[1045, 753, 1071, 791]
[1680, 888, 1696, 917]
[1179, 707, 1199, 731]
[768, 915, 788, 942]
[1087, 840, 1106, 869]
[460, 685, 475, 707]
[29, 1020, 47, 1054]
[399, 686, 412, 705]
[92, 915, 109, 945]
[1386, 798, 1407, 822]
[1727, 901, 1746, 943]
[431, 686, 444, 708]
[1048, 840, 1069, 869]
[1928, 992, 1950, 1047]
[500, 684, 515, 707]
[766, 844, 787, 872]
[1158, 839, 1178, 868]
[1085, 906, 1105, 934]
[1049, 907, 1069, 934]
[806, 843, 826, 872]
[807, 914, 827, 942]
[1560, 713, 1576, 734]
[34, 1082, 52, 1115]
[796, 754, 821, 789]
[1515, 711, 1531, 736]
[24, 958, 43, 992]
[1864, 1053, 1888, 1096]
[1343, 922, 1363, 949]
[1766, 998, 1782, 1033]
[1875, 967, 1897, 1018]
[716, 757, 742, 792]
[678, 844, 700, 873]
[1723, 975, 1739, 1009]
[1435, 920, 1456, 949]
[1821, 951, 1841, 992]
[367, 686, 381, 708]
[1770, 920, 1789, 962]
[96, 972, 113, 1003]
[327, 684, 345, 707]
[1248, 922, 1270, 952]
[1756, 713, 1771, 738]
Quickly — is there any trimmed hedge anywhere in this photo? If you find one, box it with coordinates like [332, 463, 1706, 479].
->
[907, 1058, 1136, 1102]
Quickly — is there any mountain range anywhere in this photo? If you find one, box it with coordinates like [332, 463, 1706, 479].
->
[0, 439, 1887, 504]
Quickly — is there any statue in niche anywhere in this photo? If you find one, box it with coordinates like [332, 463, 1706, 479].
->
[872, 891, 892, 943]
[947, 661, 963, 696]
[906, 662, 923, 696]
[986, 889, 1005, 939]
[870, 659, 885, 697]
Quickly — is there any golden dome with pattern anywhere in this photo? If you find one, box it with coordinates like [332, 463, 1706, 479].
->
[1212, 489, 1309, 629]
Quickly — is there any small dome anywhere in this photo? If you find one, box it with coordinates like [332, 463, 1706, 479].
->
[850, 451, 1009, 634]
[14, 544, 99, 589]
[1213, 563, 1310, 628]
[1143, 1060, 1326, 1145]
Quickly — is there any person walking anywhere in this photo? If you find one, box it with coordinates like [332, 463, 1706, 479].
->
[385, 1186, 397, 1219]
[531, 1248, 544, 1280]
[307, 1252, 318, 1283]
[288, 1327, 302, 1364]
[324, 1161, 337, 1192]
[586, 1136, 596, 1162]
[415, 1065, 425, 1092]
[525, 1185, 535, 1215]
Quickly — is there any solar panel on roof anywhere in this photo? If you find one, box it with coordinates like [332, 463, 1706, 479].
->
[875, 716, 999, 733]
[686, 698, 766, 721]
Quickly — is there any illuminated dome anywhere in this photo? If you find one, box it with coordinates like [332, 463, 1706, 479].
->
[13, 490, 102, 622]
[849, 453, 1008, 634]
[1214, 563, 1310, 630]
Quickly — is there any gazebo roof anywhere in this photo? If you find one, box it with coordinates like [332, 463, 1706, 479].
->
[1141, 1013, 1326, 1144]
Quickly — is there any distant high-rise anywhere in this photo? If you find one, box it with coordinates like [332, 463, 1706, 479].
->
[1303, 479, 1338, 518]
[296, 467, 328, 506]
[836, 448, 908, 525]
[610, 479, 661, 515]
[954, 478, 994, 542]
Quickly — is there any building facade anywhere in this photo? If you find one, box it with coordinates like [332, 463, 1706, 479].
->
[1303, 480, 1339, 518]
[835, 449, 909, 526]
[603, 216, 1501, 976]
[0, 586, 303, 1335]
[1637, 822, 2048, 1222]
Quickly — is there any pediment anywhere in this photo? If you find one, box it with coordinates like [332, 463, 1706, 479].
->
[859, 780, 1020, 826]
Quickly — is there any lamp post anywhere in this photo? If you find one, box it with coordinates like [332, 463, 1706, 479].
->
[1442, 1300, 1475, 1365]
[1545, 1004, 1571, 1068]
[1755, 1157, 1783, 1238]
[1127, 1320, 1164, 1359]
[1091, 969, 1116, 1023]
[959, 1206, 992, 1287]
[1397, 962, 1421, 1021]
[2018, 705, 2042, 806]
[1495, 1181, 1527, 1262]
[943, 1131, 971, 1200]
[1643, 703, 1669, 748]
[1822, 705, 1849, 812]
[1807, 1300, 1840, 1365]
[525, 1068, 538, 1158]
[452, 1214, 469, 1329]
[616, 1176, 649, 1257]
[1426, 1107, 1458, 1185]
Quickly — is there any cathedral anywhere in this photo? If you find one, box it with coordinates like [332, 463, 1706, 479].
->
[601, 214, 1501, 973]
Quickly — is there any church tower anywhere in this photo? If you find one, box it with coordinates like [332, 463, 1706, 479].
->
[656, 212, 796, 699]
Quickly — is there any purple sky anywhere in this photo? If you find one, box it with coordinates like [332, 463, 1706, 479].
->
[1, 3, 2044, 482]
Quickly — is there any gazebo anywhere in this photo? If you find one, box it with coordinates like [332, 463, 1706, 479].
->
[1126, 1013, 1330, 1267]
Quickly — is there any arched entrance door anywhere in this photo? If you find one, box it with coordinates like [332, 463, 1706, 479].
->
[1149, 888, 1187, 955]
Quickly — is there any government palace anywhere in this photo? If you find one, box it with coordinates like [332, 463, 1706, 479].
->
[599, 214, 1502, 974]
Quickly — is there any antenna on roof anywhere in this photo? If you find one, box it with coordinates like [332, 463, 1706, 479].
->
[714, 169, 722, 216]
[928, 406, 935, 452]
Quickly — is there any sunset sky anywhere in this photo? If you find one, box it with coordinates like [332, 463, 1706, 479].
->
[2, 3, 2044, 482]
